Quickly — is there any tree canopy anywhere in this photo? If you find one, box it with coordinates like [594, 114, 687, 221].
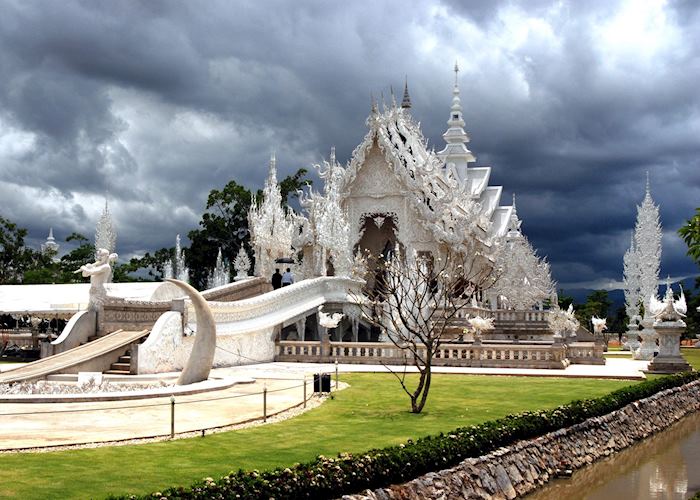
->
[679, 207, 700, 266]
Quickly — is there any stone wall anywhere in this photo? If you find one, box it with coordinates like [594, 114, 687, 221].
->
[344, 380, 700, 500]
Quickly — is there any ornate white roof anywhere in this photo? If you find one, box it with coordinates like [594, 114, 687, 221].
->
[334, 68, 519, 255]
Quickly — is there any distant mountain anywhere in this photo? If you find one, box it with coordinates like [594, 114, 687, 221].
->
[559, 276, 699, 316]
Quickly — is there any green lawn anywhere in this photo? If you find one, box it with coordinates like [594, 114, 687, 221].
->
[0, 373, 635, 499]
[682, 347, 700, 370]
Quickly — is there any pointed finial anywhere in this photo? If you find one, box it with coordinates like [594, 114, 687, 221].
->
[401, 76, 412, 109]
[454, 61, 459, 85]
[370, 93, 377, 114]
[512, 193, 517, 210]
[268, 151, 277, 179]
[645, 170, 650, 195]
[48, 227, 54, 240]
[330, 146, 336, 165]
[389, 85, 397, 108]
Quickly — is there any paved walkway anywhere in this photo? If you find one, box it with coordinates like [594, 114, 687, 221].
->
[0, 358, 648, 450]
[0, 375, 308, 450]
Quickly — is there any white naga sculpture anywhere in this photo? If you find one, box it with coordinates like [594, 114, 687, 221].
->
[318, 307, 345, 329]
[468, 315, 495, 343]
[76, 248, 118, 310]
[165, 279, 217, 385]
[649, 282, 687, 321]
[548, 304, 579, 341]
[591, 316, 607, 336]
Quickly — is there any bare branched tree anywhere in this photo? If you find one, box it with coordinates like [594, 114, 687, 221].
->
[358, 247, 498, 413]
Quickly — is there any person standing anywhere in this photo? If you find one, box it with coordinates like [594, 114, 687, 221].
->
[282, 267, 294, 286]
[271, 269, 283, 290]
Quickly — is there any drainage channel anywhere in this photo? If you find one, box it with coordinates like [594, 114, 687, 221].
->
[526, 411, 700, 500]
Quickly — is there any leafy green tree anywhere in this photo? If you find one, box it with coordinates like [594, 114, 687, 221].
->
[679, 207, 700, 265]
[0, 215, 37, 283]
[186, 169, 311, 289]
[682, 279, 700, 341]
[557, 291, 574, 310]
[56, 233, 95, 283]
[609, 305, 628, 338]
[575, 290, 613, 339]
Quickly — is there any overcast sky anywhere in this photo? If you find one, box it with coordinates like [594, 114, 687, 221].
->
[0, 0, 698, 289]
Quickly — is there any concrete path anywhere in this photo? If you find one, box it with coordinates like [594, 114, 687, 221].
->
[0, 375, 308, 450]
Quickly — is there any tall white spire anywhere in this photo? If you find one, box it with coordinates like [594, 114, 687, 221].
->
[267, 152, 277, 181]
[41, 227, 60, 257]
[633, 173, 662, 318]
[437, 62, 476, 182]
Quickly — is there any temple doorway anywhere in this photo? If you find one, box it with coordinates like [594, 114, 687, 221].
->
[354, 212, 403, 297]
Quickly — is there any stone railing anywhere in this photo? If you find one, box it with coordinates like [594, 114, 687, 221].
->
[101, 301, 172, 335]
[276, 340, 569, 369]
[493, 309, 549, 322]
[201, 277, 269, 302]
[567, 341, 605, 365]
[186, 276, 363, 334]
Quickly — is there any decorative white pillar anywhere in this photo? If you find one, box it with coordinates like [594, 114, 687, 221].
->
[634, 315, 657, 360]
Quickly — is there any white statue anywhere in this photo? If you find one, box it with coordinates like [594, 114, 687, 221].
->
[591, 316, 607, 335]
[318, 307, 345, 328]
[76, 248, 118, 309]
[468, 315, 495, 344]
[548, 304, 580, 341]
[649, 282, 687, 322]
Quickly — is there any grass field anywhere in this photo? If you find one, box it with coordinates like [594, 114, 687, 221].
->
[0, 373, 637, 499]
[682, 347, 700, 369]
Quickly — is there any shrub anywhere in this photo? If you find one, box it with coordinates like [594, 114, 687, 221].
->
[110, 372, 699, 500]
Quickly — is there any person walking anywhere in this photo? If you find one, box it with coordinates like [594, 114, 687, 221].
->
[271, 269, 283, 290]
[281, 267, 294, 287]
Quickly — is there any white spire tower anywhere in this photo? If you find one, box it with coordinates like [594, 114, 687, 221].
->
[95, 199, 117, 282]
[635, 172, 662, 318]
[41, 227, 60, 259]
[438, 62, 476, 182]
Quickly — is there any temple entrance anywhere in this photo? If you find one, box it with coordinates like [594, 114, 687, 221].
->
[354, 212, 403, 297]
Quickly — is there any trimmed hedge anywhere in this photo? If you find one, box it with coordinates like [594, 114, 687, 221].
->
[113, 372, 699, 500]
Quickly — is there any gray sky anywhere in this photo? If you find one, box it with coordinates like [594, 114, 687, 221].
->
[0, 0, 698, 289]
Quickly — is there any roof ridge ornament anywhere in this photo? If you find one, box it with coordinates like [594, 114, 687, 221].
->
[401, 76, 412, 109]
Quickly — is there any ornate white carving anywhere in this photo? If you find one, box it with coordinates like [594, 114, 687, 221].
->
[298, 149, 353, 276]
[173, 234, 189, 284]
[547, 304, 579, 340]
[492, 201, 555, 310]
[634, 175, 662, 319]
[372, 215, 385, 229]
[248, 154, 295, 278]
[233, 247, 251, 280]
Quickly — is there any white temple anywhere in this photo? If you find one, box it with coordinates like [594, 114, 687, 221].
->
[250, 64, 549, 310]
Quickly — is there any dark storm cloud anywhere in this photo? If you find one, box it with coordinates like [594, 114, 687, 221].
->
[0, 0, 698, 289]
